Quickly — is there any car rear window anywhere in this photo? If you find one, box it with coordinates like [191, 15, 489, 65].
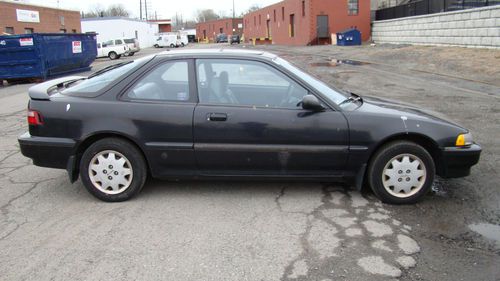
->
[61, 55, 153, 97]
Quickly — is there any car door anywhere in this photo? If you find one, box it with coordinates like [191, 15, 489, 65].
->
[123, 59, 197, 178]
[193, 58, 349, 177]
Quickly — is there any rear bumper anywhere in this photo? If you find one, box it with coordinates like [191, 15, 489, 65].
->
[18, 132, 76, 169]
[438, 144, 481, 178]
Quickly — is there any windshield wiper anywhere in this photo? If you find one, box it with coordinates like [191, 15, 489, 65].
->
[87, 61, 132, 79]
[338, 92, 363, 106]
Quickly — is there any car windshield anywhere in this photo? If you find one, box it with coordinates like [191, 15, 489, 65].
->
[274, 57, 347, 105]
[62, 55, 154, 95]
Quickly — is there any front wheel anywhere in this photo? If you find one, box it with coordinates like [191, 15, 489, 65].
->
[367, 141, 435, 204]
[170, 44, 175, 48]
[108, 52, 118, 60]
[80, 138, 147, 202]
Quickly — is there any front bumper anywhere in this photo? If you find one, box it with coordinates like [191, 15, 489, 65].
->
[438, 143, 481, 178]
[18, 132, 76, 169]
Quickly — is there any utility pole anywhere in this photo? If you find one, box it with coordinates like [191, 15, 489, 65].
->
[145, 0, 148, 20]
[140, 0, 142, 20]
[233, 0, 235, 19]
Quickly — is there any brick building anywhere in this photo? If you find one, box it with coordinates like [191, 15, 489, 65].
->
[243, 0, 370, 45]
[196, 18, 243, 43]
[0, 0, 81, 35]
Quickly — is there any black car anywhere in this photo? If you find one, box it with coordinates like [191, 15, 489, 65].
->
[18, 49, 481, 203]
[230, 35, 241, 44]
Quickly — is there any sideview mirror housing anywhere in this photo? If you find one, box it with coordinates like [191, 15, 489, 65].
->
[302, 95, 325, 111]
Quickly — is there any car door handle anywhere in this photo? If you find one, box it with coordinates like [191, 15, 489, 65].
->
[208, 113, 227, 122]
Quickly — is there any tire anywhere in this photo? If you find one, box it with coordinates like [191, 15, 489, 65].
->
[129, 52, 135, 56]
[367, 141, 435, 205]
[181, 43, 185, 47]
[80, 138, 147, 202]
[108, 52, 118, 60]
[170, 44, 175, 48]
[154, 44, 159, 48]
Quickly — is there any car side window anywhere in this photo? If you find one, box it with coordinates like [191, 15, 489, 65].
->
[196, 59, 308, 109]
[128, 61, 190, 102]
[115, 39, 123, 45]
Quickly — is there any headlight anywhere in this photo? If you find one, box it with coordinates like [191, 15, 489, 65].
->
[456, 132, 473, 147]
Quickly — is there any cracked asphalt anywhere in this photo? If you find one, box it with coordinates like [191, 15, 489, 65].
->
[0, 44, 499, 281]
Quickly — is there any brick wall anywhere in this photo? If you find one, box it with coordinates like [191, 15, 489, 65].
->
[196, 18, 243, 43]
[0, 1, 81, 35]
[243, 0, 370, 46]
[372, 5, 500, 49]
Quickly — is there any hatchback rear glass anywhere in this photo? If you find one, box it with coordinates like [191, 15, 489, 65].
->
[61, 55, 153, 96]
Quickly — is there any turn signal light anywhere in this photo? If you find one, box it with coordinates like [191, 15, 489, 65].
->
[27, 110, 43, 126]
[456, 133, 473, 147]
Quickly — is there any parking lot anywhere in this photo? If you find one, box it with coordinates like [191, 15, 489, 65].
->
[0, 44, 499, 281]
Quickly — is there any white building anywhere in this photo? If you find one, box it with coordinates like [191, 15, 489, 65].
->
[81, 17, 159, 48]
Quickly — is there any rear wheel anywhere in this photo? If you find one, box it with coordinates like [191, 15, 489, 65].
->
[170, 43, 175, 48]
[80, 138, 147, 202]
[129, 52, 135, 56]
[108, 51, 118, 60]
[154, 44, 159, 48]
[367, 141, 435, 204]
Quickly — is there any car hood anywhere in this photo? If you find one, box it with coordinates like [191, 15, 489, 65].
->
[357, 95, 464, 129]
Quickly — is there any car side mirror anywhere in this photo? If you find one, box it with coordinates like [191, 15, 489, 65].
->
[302, 95, 325, 111]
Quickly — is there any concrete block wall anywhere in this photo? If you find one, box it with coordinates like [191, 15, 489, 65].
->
[372, 5, 500, 49]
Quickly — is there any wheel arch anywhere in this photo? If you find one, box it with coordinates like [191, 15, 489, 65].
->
[358, 132, 442, 190]
[69, 132, 152, 182]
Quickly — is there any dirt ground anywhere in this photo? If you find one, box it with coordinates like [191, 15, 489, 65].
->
[0, 44, 499, 281]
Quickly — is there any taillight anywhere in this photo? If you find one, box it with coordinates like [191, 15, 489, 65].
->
[27, 110, 43, 125]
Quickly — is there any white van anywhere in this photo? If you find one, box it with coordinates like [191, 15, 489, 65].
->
[154, 34, 178, 48]
[177, 34, 189, 47]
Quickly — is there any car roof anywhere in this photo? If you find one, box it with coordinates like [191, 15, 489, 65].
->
[155, 48, 278, 60]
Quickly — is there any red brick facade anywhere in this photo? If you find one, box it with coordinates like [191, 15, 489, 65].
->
[0, 1, 81, 35]
[243, 0, 370, 45]
[148, 19, 172, 33]
[196, 18, 243, 42]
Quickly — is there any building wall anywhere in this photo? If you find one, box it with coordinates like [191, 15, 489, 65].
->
[81, 18, 159, 48]
[0, 0, 81, 34]
[158, 24, 172, 33]
[243, 0, 370, 46]
[196, 18, 243, 42]
[372, 5, 500, 49]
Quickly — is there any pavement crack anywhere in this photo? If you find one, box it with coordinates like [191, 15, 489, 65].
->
[275, 186, 286, 212]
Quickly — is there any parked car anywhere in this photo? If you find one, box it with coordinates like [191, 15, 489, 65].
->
[154, 34, 177, 48]
[18, 49, 481, 203]
[123, 38, 140, 56]
[230, 34, 241, 44]
[216, 33, 228, 43]
[97, 39, 129, 60]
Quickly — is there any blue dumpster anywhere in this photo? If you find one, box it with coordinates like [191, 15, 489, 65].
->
[0, 33, 97, 81]
[337, 28, 362, 46]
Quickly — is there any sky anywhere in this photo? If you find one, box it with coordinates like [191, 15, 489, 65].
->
[25, 0, 282, 20]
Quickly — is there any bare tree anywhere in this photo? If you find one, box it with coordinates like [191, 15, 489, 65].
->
[195, 9, 220, 23]
[82, 4, 130, 18]
[107, 4, 130, 17]
[245, 4, 261, 14]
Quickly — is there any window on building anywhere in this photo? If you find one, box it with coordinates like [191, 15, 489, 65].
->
[273, 10, 276, 22]
[348, 0, 359, 15]
[259, 15, 261, 25]
[290, 14, 295, 37]
[282, 7, 285, 21]
[60, 29, 67, 33]
[254, 16, 256, 26]
[5, 27, 14, 35]
[226, 22, 228, 29]
[60, 16, 65, 26]
[220, 27, 223, 34]
[24, 28, 34, 34]
[128, 61, 190, 102]
[72, 29, 77, 33]
[302, 1, 306, 17]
